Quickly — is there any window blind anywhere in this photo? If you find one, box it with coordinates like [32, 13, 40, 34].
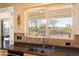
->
[0, 12, 11, 19]
[47, 5, 72, 18]
[28, 9, 46, 20]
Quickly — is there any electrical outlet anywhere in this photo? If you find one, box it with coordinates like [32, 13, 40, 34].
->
[65, 42, 70, 46]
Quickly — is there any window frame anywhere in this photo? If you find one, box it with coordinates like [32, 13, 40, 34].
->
[25, 4, 74, 39]
[47, 17, 73, 39]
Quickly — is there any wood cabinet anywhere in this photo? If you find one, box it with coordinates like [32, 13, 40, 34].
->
[24, 53, 37, 56]
[0, 49, 8, 56]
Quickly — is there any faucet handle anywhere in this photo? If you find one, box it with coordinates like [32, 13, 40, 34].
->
[41, 38, 43, 42]
[52, 47, 55, 51]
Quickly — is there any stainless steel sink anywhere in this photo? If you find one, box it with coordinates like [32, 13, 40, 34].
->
[27, 47, 55, 55]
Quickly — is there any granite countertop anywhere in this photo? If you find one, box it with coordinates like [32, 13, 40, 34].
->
[13, 46, 46, 56]
[15, 42, 79, 56]
[3, 46, 46, 56]
[2, 42, 79, 56]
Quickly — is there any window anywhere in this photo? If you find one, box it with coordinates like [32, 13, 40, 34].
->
[27, 4, 73, 39]
[28, 8, 46, 37]
[47, 4, 72, 39]
[28, 19, 46, 37]
[48, 17, 72, 39]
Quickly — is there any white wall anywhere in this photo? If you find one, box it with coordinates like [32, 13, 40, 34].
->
[0, 7, 14, 45]
[73, 4, 79, 35]
[0, 3, 79, 35]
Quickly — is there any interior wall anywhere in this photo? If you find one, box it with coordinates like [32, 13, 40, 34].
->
[72, 3, 79, 35]
[0, 3, 72, 34]
[0, 3, 48, 33]
[1, 3, 79, 48]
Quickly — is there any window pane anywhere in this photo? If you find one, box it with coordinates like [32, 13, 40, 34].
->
[28, 19, 46, 37]
[3, 20, 10, 37]
[29, 9, 46, 19]
[48, 17, 72, 38]
[28, 8, 46, 37]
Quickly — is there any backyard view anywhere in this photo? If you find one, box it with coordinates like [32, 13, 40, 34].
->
[28, 8, 46, 37]
[48, 17, 72, 38]
[28, 17, 72, 38]
[28, 6, 72, 38]
[28, 19, 46, 37]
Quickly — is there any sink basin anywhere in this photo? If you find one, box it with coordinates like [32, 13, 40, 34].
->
[27, 47, 55, 56]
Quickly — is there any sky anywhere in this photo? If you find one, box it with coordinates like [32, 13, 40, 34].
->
[29, 17, 72, 27]
[50, 17, 72, 27]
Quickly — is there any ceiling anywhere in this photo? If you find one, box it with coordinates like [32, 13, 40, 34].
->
[0, 3, 49, 8]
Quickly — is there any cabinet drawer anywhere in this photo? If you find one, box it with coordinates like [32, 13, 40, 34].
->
[24, 53, 37, 56]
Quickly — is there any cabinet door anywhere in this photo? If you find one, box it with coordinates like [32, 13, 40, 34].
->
[64, 49, 79, 56]
[0, 49, 8, 56]
[54, 49, 65, 56]
[24, 53, 37, 56]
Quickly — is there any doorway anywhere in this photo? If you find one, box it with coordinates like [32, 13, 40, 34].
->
[0, 7, 14, 49]
[3, 19, 11, 48]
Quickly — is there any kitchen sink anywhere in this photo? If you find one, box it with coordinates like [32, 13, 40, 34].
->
[27, 46, 55, 55]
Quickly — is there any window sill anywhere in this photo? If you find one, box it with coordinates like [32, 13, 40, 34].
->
[48, 35, 74, 40]
[27, 36, 74, 40]
[27, 36, 47, 38]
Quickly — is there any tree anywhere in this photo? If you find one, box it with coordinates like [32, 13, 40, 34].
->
[65, 24, 72, 32]
[49, 19, 58, 30]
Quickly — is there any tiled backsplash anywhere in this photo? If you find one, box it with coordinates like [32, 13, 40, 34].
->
[14, 33, 79, 48]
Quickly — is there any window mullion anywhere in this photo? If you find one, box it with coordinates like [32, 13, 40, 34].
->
[46, 8, 49, 38]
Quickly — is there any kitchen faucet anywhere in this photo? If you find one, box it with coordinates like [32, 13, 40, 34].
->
[40, 38, 45, 53]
